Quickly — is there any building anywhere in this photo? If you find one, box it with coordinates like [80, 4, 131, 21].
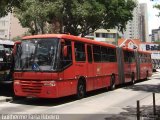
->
[122, 1, 149, 42]
[123, 0, 141, 40]
[149, 34, 152, 42]
[140, 3, 149, 42]
[10, 14, 28, 39]
[94, 29, 118, 45]
[0, 13, 11, 39]
[0, 13, 28, 40]
[151, 27, 160, 42]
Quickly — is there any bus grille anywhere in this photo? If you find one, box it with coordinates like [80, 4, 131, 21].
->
[20, 80, 43, 94]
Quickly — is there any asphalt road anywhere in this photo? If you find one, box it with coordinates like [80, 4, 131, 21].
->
[0, 71, 160, 120]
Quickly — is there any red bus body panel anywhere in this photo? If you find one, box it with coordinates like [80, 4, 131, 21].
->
[13, 34, 152, 98]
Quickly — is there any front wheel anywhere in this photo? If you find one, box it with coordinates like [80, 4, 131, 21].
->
[110, 75, 115, 90]
[146, 71, 149, 80]
[131, 73, 135, 85]
[76, 80, 86, 99]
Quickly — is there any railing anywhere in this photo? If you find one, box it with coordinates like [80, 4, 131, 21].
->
[136, 93, 160, 120]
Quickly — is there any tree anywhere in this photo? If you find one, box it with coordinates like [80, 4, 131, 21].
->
[154, 4, 160, 17]
[101, 0, 137, 33]
[14, 0, 64, 34]
[62, 0, 136, 36]
[0, 0, 22, 17]
[14, 0, 136, 36]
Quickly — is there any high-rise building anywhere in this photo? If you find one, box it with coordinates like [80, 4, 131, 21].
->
[0, 13, 28, 40]
[122, 1, 149, 42]
[140, 3, 149, 42]
[151, 27, 160, 42]
[123, 0, 141, 40]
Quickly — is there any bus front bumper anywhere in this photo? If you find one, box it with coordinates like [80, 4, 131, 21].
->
[14, 80, 58, 98]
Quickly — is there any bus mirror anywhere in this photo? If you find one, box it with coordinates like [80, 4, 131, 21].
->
[63, 46, 68, 57]
[13, 41, 21, 55]
[61, 39, 65, 46]
[13, 45, 17, 55]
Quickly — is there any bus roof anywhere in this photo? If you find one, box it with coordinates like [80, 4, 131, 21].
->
[137, 50, 151, 54]
[22, 34, 116, 48]
[0, 40, 14, 45]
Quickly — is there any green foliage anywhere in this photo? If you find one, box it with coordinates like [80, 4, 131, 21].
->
[154, 4, 160, 17]
[14, 0, 63, 34]
[13, 0, 136, 36]
[100, 0, 137, 33]
[154, 40, 160, 43]
[0, 0, 22, 17]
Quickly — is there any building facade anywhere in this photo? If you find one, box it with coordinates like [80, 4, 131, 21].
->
[152, 27, 160, 42]
[140, 3, 149, 42]
[123, 0, 141, 40]
[0, 13, 28, 40]
[122, 1, 149, 42]
[0, 13, 11, 39]
[94, 29, 118, 44]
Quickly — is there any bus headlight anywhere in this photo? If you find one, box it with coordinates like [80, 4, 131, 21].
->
[14, 81, 20, 85]
[43, 81, 56, 86]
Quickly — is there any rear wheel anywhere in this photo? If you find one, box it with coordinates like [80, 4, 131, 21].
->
[12, 95, 25, 101]
[76, 80, 86, 99]
[131, 73, 135, 85]
[110, 75, 115, 90]
[146, 71, 149, 80]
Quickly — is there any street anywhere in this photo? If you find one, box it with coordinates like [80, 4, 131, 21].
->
[0, 71, 160, 120]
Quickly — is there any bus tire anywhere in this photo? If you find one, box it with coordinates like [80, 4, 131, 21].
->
[146, 71, 149, 80]
[12, 95, 25, 101]
[131, 72, 135, 85]
[110, 75, 115, 90]
[76, 79, 86, 99]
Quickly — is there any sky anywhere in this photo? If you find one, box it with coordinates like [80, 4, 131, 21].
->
[138, 0, 160, 34]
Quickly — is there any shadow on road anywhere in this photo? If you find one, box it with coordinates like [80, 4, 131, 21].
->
[10, 88, 108, 106]
[0, 84, 14, 97]
[124, 79, 160, 93]
[8, 75, 160, 106]
[9, 79, 157, 106]
[104, 105, 160, 120]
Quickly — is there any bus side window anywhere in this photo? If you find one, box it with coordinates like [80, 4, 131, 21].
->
[87, 45, 92, 63]
[93, 45, 101, 62]
[108, 48, 116, 62]
[75, 42, 86, 62]
[61, 40, 72, 68]
[124, 51, 129, 63]
[101, 47, 108, 62]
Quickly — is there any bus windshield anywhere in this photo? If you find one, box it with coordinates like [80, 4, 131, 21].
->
[14, 38, 60, 71]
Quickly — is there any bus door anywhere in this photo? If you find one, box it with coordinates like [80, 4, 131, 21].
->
[59, 40, 74, 96]
[123, 51, 132, 82]
[86, 45, 94, 91]
[92, 45, 102, 89]
[74, 42, 87, 86]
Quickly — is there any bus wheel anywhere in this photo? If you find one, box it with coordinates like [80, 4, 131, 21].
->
[110, 75, 115, 90]
[12, 95, 25, 101]
[146, 71, 149, 80]
[131, 73, 135, 85]
[76, 79, 86, 99]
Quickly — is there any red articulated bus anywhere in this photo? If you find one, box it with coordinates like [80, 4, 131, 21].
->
[117, 47, 152, 85]
[13, 34, 152, 99]
[136, 51, 152, 80]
